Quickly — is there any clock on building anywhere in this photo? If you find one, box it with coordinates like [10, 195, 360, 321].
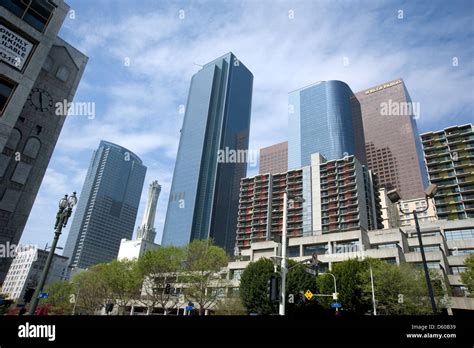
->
[28, 88, 54, 112]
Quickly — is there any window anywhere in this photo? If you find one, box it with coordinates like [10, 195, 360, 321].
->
[303, 243, 328, 256]
[411, 245, 440, 253]
[450, 266, 467, 274]
[0, 77, 16, 114]
[2, 0, 56, 32]
[287, 246, 300, 257]
[445, 229, 474, 240]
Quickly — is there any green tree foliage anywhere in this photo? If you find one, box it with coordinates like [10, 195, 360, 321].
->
[239, 258, 278, 315]
[43, 281, 75, 314]
[214, 297, 247, 315]
[239, 258, 325, 315]
[136, 246, 185, 314]
[317, 258, 448, 315]
[70, 260, 142, 315]
[71, 265, 109, 314]
[286, 260, 323, 314]
[317, 258, 370, 314]
[460, 254, 474, 294]
[182, 240, 229, 315]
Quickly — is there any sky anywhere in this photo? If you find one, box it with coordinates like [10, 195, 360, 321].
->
[19, 0, 473, 252]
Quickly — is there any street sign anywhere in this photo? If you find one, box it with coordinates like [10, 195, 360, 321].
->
[331, 302, 341, 308]
[305, 268, 316, 276]
[38, 292, 48, 299]
[304, 290, 314, 301]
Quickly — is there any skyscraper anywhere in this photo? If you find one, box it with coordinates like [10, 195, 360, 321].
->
[63, 141, 146, 270]
[355, 79, 428, 200]
[421, 124, 474, 220]
[259, 141, 288, 174]
[0, 0, 87, 281]
[136, 180, 161, 243]
[288, 80, 366, 169]
[162, 52, 253, 254]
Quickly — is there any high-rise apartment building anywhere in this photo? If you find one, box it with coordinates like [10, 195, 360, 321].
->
[259, 141, 288, 174]
[63, 141, 146, 270]
[421, 124, 474, 220]
[2, 246, 68, 300]
[355, 79, 427, 200]
[162, 52, 253, 254]
[288, 80, 366, 169]
[0, 0, 88, 280]
[236, 153, 382, 251]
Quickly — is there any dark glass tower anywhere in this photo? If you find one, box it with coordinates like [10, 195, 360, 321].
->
[288, 80, 366, 169]
[63, 141, 146, 269]
[162, 52, 253, 254]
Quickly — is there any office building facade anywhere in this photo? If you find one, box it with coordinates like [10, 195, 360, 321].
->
[2, 246, 68, 300]
[162, 52, 253, 254]
[421, 124, 474, 220]
[288, 80, 366, 169]
[355, 79, 427, 200]
[63, 141, 146, 269]
[236, 153, 382, 251]
[259, 141, 288, 174]
[0, 0, 87, 280]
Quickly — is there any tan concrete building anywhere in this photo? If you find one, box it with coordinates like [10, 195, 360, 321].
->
[259, 141, 288, 174]
[355, 79, 428, 200]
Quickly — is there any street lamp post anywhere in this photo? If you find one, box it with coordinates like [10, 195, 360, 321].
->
[279, 191, 304, 316]
[28, 192, 77, 315]
[386, 184, 438, 315]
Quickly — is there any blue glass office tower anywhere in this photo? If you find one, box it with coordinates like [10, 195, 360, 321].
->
[162, 52, 253, 254]
[63, 141, 146, 269]
[288, 80, 366, 169]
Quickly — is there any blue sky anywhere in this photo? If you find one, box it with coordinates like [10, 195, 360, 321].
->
[20, 0, 473, 251]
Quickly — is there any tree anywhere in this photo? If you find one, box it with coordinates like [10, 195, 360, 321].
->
[461, 254, 474, 294]
[213, 297, 247, 315]
[182, 240, 228, 315]
[99, 259, 143, 314]
[43, 281, 75, 315]
[71, 264, 110, 314]
[317, 258, 448, 315]
[137, 246, 185, 314]
[286, 260, 324, 315]
[317, 258, 370, 314]
[239, 258, 278, 315]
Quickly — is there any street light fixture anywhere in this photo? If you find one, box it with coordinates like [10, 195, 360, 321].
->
[279, 191, 305, 316]
[386, 184, 438, 314]
[28, 192, 77, 315]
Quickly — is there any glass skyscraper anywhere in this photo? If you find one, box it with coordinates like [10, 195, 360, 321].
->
[63, 141, 146, 269]
[162, 52, 253, 254]
[288, 80, 366, 169]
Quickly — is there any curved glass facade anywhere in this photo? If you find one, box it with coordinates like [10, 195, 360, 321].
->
[63, 141, 146, 269]
[288, 80, 366, 169]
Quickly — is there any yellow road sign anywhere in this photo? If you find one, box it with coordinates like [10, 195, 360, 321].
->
[305, 290, 313, 301]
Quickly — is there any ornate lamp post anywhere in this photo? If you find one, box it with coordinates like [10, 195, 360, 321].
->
[28, 192, 77, 315]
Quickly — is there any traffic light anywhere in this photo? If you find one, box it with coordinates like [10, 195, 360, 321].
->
[164, 283, 171, 295]
[23, 288, 35, 303]
[269, 276, 279, 302]
[105, 303, 114, 313]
